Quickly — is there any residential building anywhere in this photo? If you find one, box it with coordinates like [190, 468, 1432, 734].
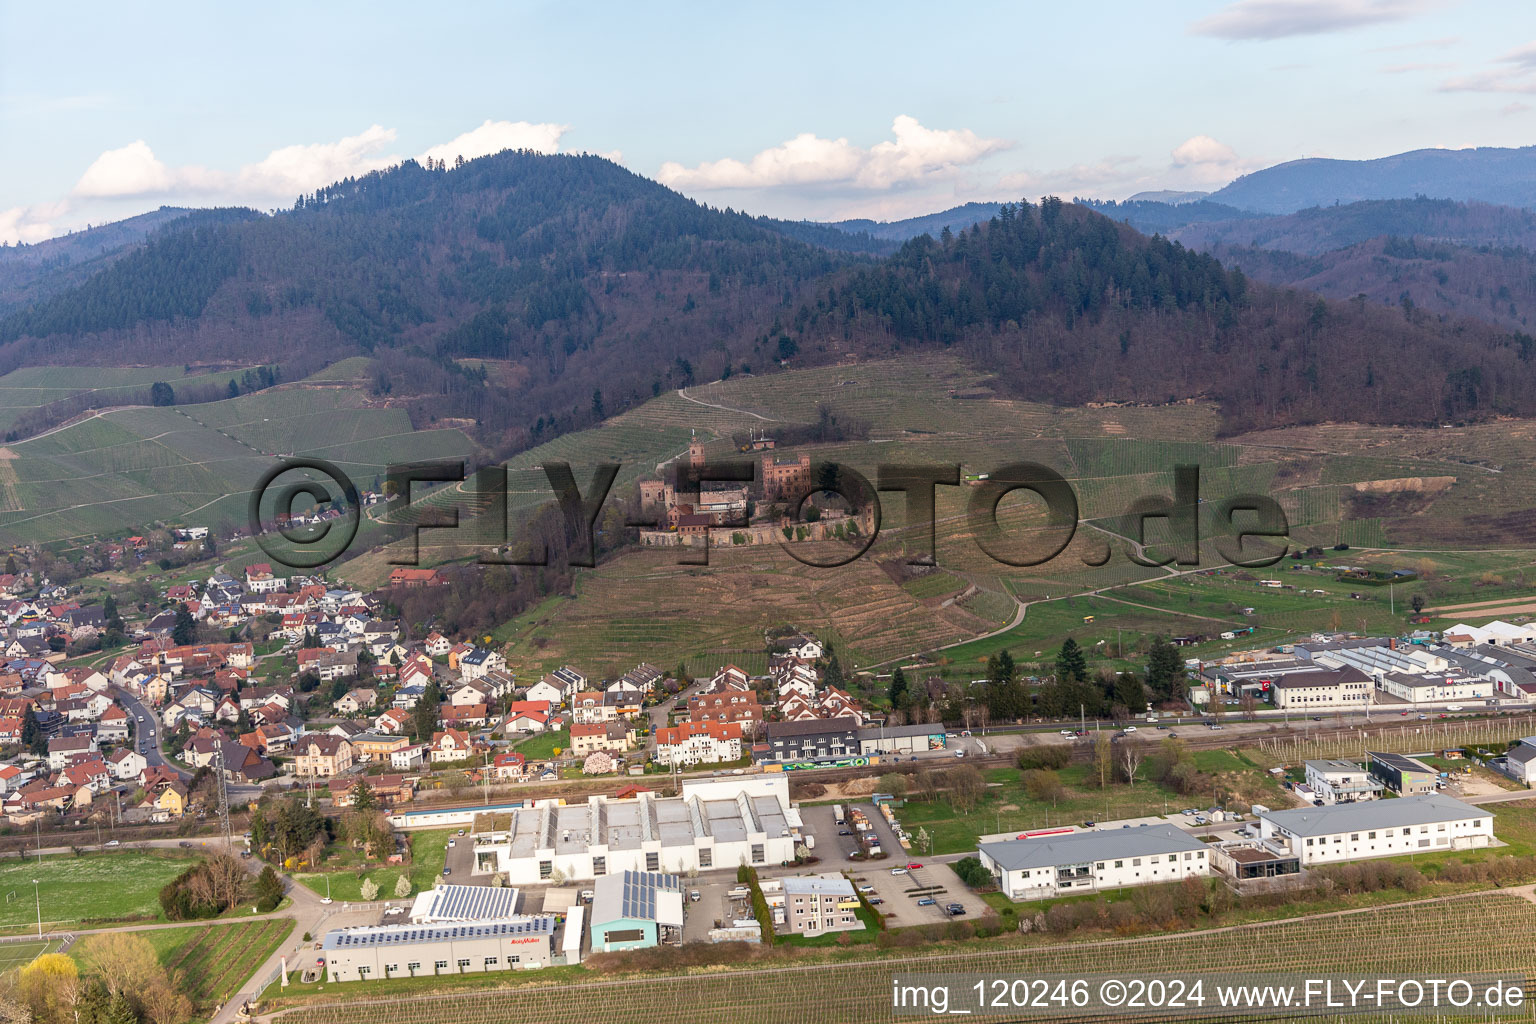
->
[1303, 759, 1384, 804]
[655, 721, 742, 766]
[293, 735, 355, 777]
[772, 873, 863, 936]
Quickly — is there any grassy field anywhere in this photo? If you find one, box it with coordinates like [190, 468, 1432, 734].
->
[294, 828, 454, 903]
[258, 893, 1536, 1024]
[0, 850, 198, 932]
[513, 729, 569, 760]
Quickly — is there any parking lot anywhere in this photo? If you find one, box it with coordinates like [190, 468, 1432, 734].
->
[847, 859, 987, 927]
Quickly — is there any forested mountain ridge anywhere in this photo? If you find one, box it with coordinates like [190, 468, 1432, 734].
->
[1088, 197, 1536, 335]
[0, 152, 847, 453]
[5, 152, 1536, 458]
[1205, 145, 1536, 214]
[788, 198, 1536, 430]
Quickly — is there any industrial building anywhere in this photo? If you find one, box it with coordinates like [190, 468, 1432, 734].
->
[1368, 751, 1439, 795]
[409, 883, 520, 923]
[589, 870, 684, 951]
[1256, 794, 1493, 866]
[977, 826, 1210, 901]
[470, 776, 800, 884]
[320, 917, 557, 981]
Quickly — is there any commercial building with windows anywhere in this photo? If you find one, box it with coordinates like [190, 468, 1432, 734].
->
[320, 917, 556, 982]
[589, 870, 683, 952]
[471, 776, 799, 884]
[1270, 667, 1373, 709]
[978, 826, 1210, 901]
[1368, 751, 1439, 795]
[1256, 794, 1493, 866]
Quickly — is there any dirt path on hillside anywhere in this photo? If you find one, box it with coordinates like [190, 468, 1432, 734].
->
[1426, 598, 1536, 617]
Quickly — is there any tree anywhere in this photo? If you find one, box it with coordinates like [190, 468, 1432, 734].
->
[1144, 637, 1186, 700]
[1119, 741, 1145, 787]
[171, 606, 196, 646]
[254, 865, 284, 911]
[360, 878, 379, 901]
[1055, 639, 1088, 685]
[1092, 732, 1114, 789]
[1411, 593, 1426, 614]
[148, 382, 175, 407]
[394, 874, 412, 898]
[946, 764, 986, 811]
[74, 933, 160, 1002]
[21, 707, 44, 756]
[1112, 672, 1147, 714]
[350, 779, 376, 811]
[877, 773, 908, 800]
[17, 954, 78, 1024]
[888, 667, 909, 710]
[1021, 768, 1065, 804]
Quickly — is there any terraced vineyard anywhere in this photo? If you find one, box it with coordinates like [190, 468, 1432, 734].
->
[146, 917, 295, 1013]
[267, 893, 1535, 1024]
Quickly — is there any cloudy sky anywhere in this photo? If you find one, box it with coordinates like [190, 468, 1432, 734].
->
[3, 0, 1534, 243]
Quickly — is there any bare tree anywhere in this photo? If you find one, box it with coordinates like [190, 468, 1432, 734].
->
[1119, 742, 1144, 788]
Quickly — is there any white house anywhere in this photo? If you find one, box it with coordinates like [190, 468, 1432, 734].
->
[524, 680, 563, 707]
[1302, 759, 1384, 804]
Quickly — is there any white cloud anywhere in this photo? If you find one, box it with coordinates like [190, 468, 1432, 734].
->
[67, 120, 576, 208]
[73, 140, 176, 198]
[1190, 0, 1437, 41]
[0, 201, 68, 246]
[235, 125, 399, 197]
[657, 116, 1010, 191]
[419, 119, 568, 165]
[1171, 135, 1241, 168]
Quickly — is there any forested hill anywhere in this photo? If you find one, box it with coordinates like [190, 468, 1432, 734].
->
[791, 198, 1536, 430]
[4, 152, 1536, 453]
[0, 152, 847, 452]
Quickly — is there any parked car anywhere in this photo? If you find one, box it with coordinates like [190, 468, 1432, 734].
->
[103, 839, 120, 847]
[906, 862, 923, 869]
[945, 902, 966, 915]
[689, 890, 701, 902]
[1059, 729, 1074, 736]
[838, 829, 853, 836]
[1123, 725, 1137, 733]
[916, 897, 937, 906]
[890, 867, 908, 875]
[447, 839, 455, 848]
[442, 867, 451, 876]
[580, 890, 594, 903]
[869, 897, 884, 905]
[385, 906, 405, 916]
[857, 884, 876, 894]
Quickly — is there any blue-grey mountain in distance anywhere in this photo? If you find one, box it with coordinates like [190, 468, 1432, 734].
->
[1207, 145, 1536, 215]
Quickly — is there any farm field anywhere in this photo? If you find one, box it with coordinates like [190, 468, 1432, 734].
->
[293, 828, 454, 904]
[0, 850, 196, 933]
[261, 893, 1536, 1024]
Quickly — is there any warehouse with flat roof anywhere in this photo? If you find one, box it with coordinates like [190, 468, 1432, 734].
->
[590, 870, 683, 951]
[320, 917, 556, 982]
[409, 883, 520, 923]
[471, 776, 799, 884]
[1257, 793, 1492, 866]
[978, 825, 1209, 901]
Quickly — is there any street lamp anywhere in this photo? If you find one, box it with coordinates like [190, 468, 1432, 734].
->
[31, 879, 40, 939]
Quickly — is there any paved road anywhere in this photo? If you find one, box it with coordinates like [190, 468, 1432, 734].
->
[113, 688, 187, 780]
